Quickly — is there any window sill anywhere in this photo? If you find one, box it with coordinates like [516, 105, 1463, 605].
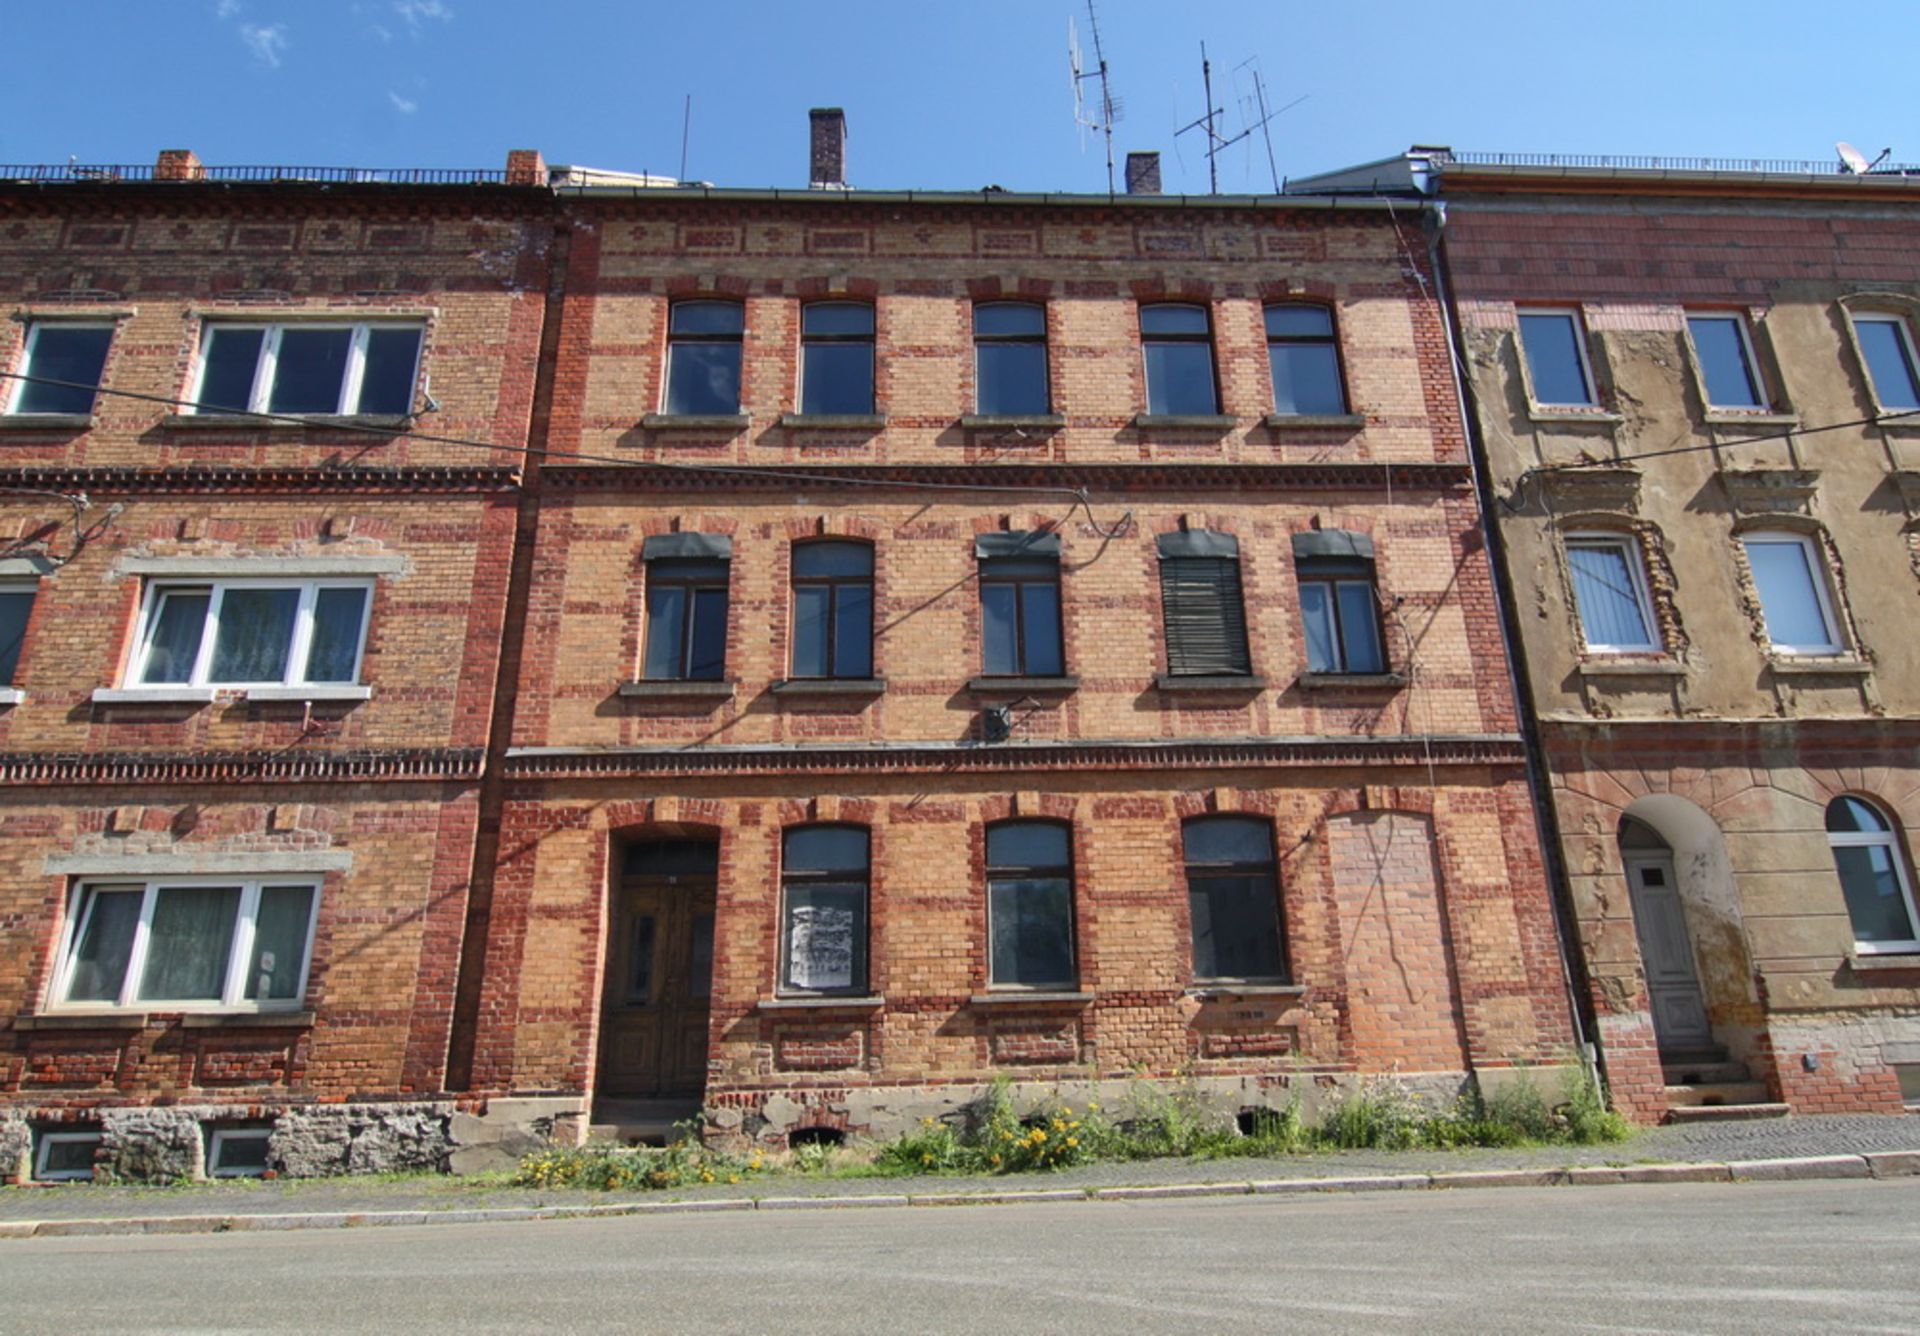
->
[91, 686, 218, 705]
[1872, 413, 1920, 434]
[640, 413, 751, 431]
[1264, 413, 1364, 430]
[1155, 673, 1266, 694]
[770, 677, 887, 697]
[1849, 952, 1920, 974]
[1185, 983, 1305, 1000]
[244, 685, 372, 702]
[178, 1010, 315, 1028]
[777, 414, 887, 431]
[0, 413, 93, 431]
[759, 995, 884, 1012]
[968, 991, 1093, 1006]
[1767, 656, 1872, 677]
[1704, 410, 1800, 429]
[1575, 658, 1686, 678]
[13, 1013, 151, 1032]
[1294, 672, 1406, 690]
[1526, 408, 1624, 426]
[0, 687, 21, 706]
[966, 675, 1079, 694]
[958, 414, 1066, 432]
[617, 679, 737, 700]
[160, 412, 413, 432]
[1133, 413, 1238, 431]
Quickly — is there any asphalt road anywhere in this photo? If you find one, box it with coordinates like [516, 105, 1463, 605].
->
[6, 1178, 1918, 1334]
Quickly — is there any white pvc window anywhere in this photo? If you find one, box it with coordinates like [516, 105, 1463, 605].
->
[1826, 797, 1920, 954]
[1686, 313, 1766, 410]
[1851, 313, 1920, 413]
[1517, 308, 1598, 407]
[8, 323, 113, 415]
[1566, 534, 1661, 653]
[190, 323, 422, 416]
[34, 1131, 102, 1182]
[130, 579, 372, 688]
[51, 878, 320, 1012]
[207, 1128, 275, 1178]
[1740, 532, 1843, 655]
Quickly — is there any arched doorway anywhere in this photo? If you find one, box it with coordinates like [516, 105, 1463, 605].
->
[1618, 815, 1712, 1053]
[598, 837, 718, 1103]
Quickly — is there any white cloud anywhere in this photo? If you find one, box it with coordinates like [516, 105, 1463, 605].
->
[240, 22, 288, 68]
[214, 0, 242, 17]
[388, 91, 418, 114]
[394, 0, 452, 30]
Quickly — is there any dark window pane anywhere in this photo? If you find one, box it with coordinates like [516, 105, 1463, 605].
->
[1020, 582, 1064, 675]
[671, 301, 744, 336]
[1145, 342, 1217, 414]
[356, 328, 421, 415]
[210, 1133, 272, 1176]
[1687, 317, 1762, 409]
[643, 584, 688, 680]
[1269, 345, 1346, 415]
[783, 882, 867, 992]
[1140, 304, 1209, 336]
[802, 303, 874, 337]
[139, 590, 211, 684]
[267, 328, 353, 414]
[989, 876, 1074, 987]
[1827, 797, 1890, 834]
[38, 1137, 100, 1180]
[1856, 319, 1920, 411]
[303, 587, 368, 683]
[784, 827, 869, 873]
[17, 326, 112, 414]
[793, 543, 872, 579]
[981, 582, 1019, 675]
[974, 303, 1045, 337]
[801, 343, 874, 414]
[138, 886, 241, 1002]
[791, 583, 831, 676]
[627, 914, 656, 1001]
[65, 887, 142, 1002]
[198, 328, 265, 413]
[246, 884, 314, 1001]
[623, 840, 720, 878]
[665, 342, 742, 415]
[1336, 580, 1385, 673]
[0, 588, 32, 685]
[833, 581, 873, 677]
[688, 912, 715, 1000]
[209, 587, 299, 683]
[987, 821, 1070, 870]
[1518, 313, 1594, 407]
[1183, 816, 1275, 866]
[687, 587, 729, 679]
[1264, 304, 1334, 338]
[1190, 872, 1284, 979]
[1834, 844, 1918, 943]
[976, 342, 1049, 415]
[1300, 581, 1338, 673]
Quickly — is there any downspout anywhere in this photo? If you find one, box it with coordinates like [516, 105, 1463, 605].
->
[1422, 200, 1603, 1078]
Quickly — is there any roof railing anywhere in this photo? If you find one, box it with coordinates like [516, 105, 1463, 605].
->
[1443, 149, 1920, 177]
[0, 164, 509, 185]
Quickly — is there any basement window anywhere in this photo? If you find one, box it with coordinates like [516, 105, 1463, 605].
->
[8, 323, 113, 415]
[191, 322, 422, 417]
[129, 579, 372, 689]
[207, 1127, 275, 1178]
[33, 1130, 103, 1182]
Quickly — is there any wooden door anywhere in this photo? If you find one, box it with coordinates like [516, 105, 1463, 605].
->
[598, 875, 716, 1098]
[1625, 854, 1713, 1052]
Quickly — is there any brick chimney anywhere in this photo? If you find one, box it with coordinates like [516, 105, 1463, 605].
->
[504, 149, 547, 187]
[809, 108, 847, 189]
[154, 149, 204, 182]
[1125, 152, 1161, 196]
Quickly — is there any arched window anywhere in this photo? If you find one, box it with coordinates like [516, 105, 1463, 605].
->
[985, 820, 1076, 989]
[779, 825, 870, 994]
[1826, 797, 1920, 952]
[1184, 816, 1286, 982]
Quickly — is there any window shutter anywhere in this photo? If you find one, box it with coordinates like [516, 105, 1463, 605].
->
[1160, 557, 1250, 675]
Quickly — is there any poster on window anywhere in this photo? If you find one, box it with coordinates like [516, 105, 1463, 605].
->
[787, 902, 855, 990]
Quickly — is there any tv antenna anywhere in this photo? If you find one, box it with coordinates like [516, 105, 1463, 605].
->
[1069, 1, 1122, 192]
[1176, 44, 1302, 194]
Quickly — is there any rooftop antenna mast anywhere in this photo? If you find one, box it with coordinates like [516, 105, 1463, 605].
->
[1069, 1, 1122, 192]
[1177, 44, 1300, 194]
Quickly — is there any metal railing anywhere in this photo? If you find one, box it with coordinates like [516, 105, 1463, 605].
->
[1443, 150, 1920, 177]
[0, 164, 509, 185]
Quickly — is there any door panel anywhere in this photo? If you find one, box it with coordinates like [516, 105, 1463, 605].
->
[598, 875, 717, 1098]
[1626, 855, 1713, 1051]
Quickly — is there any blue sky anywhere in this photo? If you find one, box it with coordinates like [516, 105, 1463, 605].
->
[5, 1, 1917, 192]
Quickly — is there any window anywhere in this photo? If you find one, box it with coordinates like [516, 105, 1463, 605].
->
[641, 534, 730, 681]
[1293, 531, 1384, 674]
[0, 581, 35, 685]
[1565, 533, 1661, 653]
[1140, 303, 1219, 415]
[973, 302, 1049, 415]
[1265, 304, 1347, 415]
[191, 322, 422, 416]
[34, 1131, 102, 1183]
[663, 300, 744, 415]
[9, 323, 112, 415]
[978, 532, 1063, 677]
[1740, 532, 1843, 655]
[130, 579, 372, 687]
[799, 302, 874, 415]
[1686, 314, 1766, 411]
[779, 826, 869, 994]
[1185, 817, 1286, 982]
[53, 877, 318, 1010]
[986, 821, 1076, 989]
[1850, 312, 1920, 412]
[790, 541, 873, 679]
[1156, 531, 1251, 677]
[1517, 308, 1597, 407]
[207, 1127, 274, 1178]
[1826, 797, 1920, 952]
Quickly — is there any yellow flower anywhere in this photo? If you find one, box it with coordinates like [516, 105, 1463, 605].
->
[1066, 1137, 1079, 1147]
[1069, 1121, 1081, 1129]
[1060, 1106, 1073, 1117]
[922, 1153, 934, 1165]
[1032, 1128, 1047, 1141]
[989, 1154, 1001, 1165]
[727, 1175, 741, 1184]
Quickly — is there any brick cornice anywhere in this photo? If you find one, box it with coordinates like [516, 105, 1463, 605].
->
[502, 734, 1524, 782]
[0, 466, 521, 496]
[0, 747, 483, 786]
[540, 461, 1472, 495]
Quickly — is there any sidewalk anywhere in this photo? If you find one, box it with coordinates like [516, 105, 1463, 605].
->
[4, 1113, 1917, 1239]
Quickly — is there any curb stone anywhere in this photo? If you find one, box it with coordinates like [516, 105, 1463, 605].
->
[4, 1151, 1918, 1240]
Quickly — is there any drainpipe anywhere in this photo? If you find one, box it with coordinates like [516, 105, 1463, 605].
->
[1422, 201, 1603, 1080]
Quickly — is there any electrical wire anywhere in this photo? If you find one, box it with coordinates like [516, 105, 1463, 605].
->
[1528, 405, 1920, 472]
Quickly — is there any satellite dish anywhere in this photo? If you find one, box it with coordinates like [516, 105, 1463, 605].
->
[1838, 141, 1871, 174]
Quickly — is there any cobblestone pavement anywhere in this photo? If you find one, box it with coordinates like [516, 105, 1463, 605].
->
[2, 1113, 1915, 1224]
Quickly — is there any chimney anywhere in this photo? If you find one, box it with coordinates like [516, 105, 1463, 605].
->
[504, 149, 547, 187]
[154, 149, 204, 182]
[809, 107, 847, 189]
[1125, 151, 1161, 196]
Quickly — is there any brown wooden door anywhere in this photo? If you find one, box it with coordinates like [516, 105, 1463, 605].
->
[598, 875, 716, 1098]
